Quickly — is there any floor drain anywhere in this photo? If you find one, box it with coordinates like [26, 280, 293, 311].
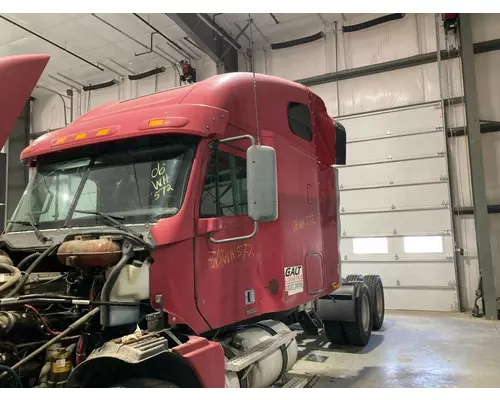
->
[304, 354, 329, 363]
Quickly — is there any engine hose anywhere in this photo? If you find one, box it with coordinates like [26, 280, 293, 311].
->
[0, 252, 41, 294]
[11, 293, 78, 300]
[15, 335, 81, 349]
[342, 13, 405, 33]
[0, 263, 21, 294]
[100, 241, 135, 326]
[17, 252, 41, 269]
[0, 364, 22, 388]
[5, 243, 60, 298]
[0, 307, 100, 378]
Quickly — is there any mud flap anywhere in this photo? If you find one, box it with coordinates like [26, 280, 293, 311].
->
[316, 282, 360, 323]
[317, 281, 373, 347]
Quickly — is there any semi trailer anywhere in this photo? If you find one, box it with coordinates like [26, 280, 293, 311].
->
[0, 54, 385, 388]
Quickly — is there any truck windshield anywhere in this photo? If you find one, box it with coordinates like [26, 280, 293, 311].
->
[7, 137, 196, 232]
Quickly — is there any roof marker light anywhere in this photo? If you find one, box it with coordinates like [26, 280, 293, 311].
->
[75, 133, 87, 140]
[96, 128, 110, 136]
[148, 119, 164, 128]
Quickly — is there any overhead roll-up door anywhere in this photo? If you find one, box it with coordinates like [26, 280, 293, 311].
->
[336, 102, 459, 312]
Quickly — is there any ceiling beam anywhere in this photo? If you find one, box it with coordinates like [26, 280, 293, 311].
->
[166, 13, 238, 73]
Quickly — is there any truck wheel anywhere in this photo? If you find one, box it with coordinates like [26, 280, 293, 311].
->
[344, 274, 363, 283]
[324, 321, 347, 345]
[341, 283, 372, 346]
[364, 274, 385, 331]
[112, 378, 178, 388]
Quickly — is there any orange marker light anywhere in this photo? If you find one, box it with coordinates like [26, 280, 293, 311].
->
[148, 119, 164, 128]
[54, 137, 67, 145]
[75, 133, 87, 141]
[96, 128, 110, 136]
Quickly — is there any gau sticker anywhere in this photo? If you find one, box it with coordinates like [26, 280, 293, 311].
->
[284, 265, 304, 295]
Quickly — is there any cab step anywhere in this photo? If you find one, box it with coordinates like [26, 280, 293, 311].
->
[225, 330, 297, 372]
[282, 376, 309, 388]
[297, 309, 324, 336]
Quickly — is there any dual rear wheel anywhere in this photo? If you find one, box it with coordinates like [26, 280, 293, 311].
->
[324, 274, 384, 347]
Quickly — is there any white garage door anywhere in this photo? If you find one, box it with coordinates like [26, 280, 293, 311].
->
[336, 102, 459, 312]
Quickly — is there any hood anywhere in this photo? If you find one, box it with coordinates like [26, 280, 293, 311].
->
[0, 54, 50, 149]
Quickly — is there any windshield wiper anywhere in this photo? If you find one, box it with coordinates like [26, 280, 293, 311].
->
[74, 210, 147, 244]
[8, 218, 52, 244]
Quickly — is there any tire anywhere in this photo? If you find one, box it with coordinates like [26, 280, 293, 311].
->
[364, 274, 385, 331]
[344, 274, 363, 283]
[324, 321, 347, 345]
[341, 283, 372, 346]
[112, 378, 178, 388]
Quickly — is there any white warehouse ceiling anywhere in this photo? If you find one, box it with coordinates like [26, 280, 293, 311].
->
[0, 13, 345, 97]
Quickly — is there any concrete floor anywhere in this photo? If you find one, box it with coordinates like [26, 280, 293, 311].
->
[289, 310, 500, 388]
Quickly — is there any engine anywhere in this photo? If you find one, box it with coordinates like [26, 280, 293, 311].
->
[0, 235, 301, 389]
[0, 236, 152, 388]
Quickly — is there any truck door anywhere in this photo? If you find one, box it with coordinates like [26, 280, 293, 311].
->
[194, 143, 258, 328]
[284, 100, 326, 296]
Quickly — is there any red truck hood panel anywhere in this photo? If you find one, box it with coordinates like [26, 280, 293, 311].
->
[0, 54, 50, 149]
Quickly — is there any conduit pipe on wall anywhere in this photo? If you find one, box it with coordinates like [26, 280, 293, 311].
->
[91, 14, 181, 79]
[133, 14, 195, 60]
[35, 85, 68, 127]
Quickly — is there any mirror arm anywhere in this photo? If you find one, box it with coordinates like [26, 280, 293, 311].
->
[208, 220, 258, 244]
[219, 135, 256, 146]
[208, 134, 260, 244]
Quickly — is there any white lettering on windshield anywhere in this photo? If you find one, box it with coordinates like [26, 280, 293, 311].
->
[151, 162, 174, 200]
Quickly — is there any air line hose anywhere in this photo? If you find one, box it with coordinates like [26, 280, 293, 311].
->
[5, 244, 60, 298]
[0, 263, 21, 294]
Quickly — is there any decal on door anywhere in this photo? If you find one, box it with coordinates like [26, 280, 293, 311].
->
[284, 265, 304, 295]
[208, 243, 255, 269]
[292, 214, 316, 232]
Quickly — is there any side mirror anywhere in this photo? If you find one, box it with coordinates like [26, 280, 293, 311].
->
[247, 145, 278, 222]
[335, 120, 347, 165]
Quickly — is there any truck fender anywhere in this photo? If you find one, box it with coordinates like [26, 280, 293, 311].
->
[67, 334, 224, 388]
[316, 281, 364, 323]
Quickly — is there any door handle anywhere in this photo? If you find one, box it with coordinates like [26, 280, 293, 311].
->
[196, 218, 224, 235]
[209, 220, 258, 244]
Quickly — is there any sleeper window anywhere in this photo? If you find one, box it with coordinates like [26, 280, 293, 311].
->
[287, 102, 312, 141]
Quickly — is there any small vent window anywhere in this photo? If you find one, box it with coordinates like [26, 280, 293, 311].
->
[352, 238, 388, 254]
[287, 102, 312, 141]
[404, 236, 443, 254]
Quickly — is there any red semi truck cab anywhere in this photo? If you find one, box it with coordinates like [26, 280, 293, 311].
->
[0, 55, 382, 389]
[13, 69, 342, 333]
